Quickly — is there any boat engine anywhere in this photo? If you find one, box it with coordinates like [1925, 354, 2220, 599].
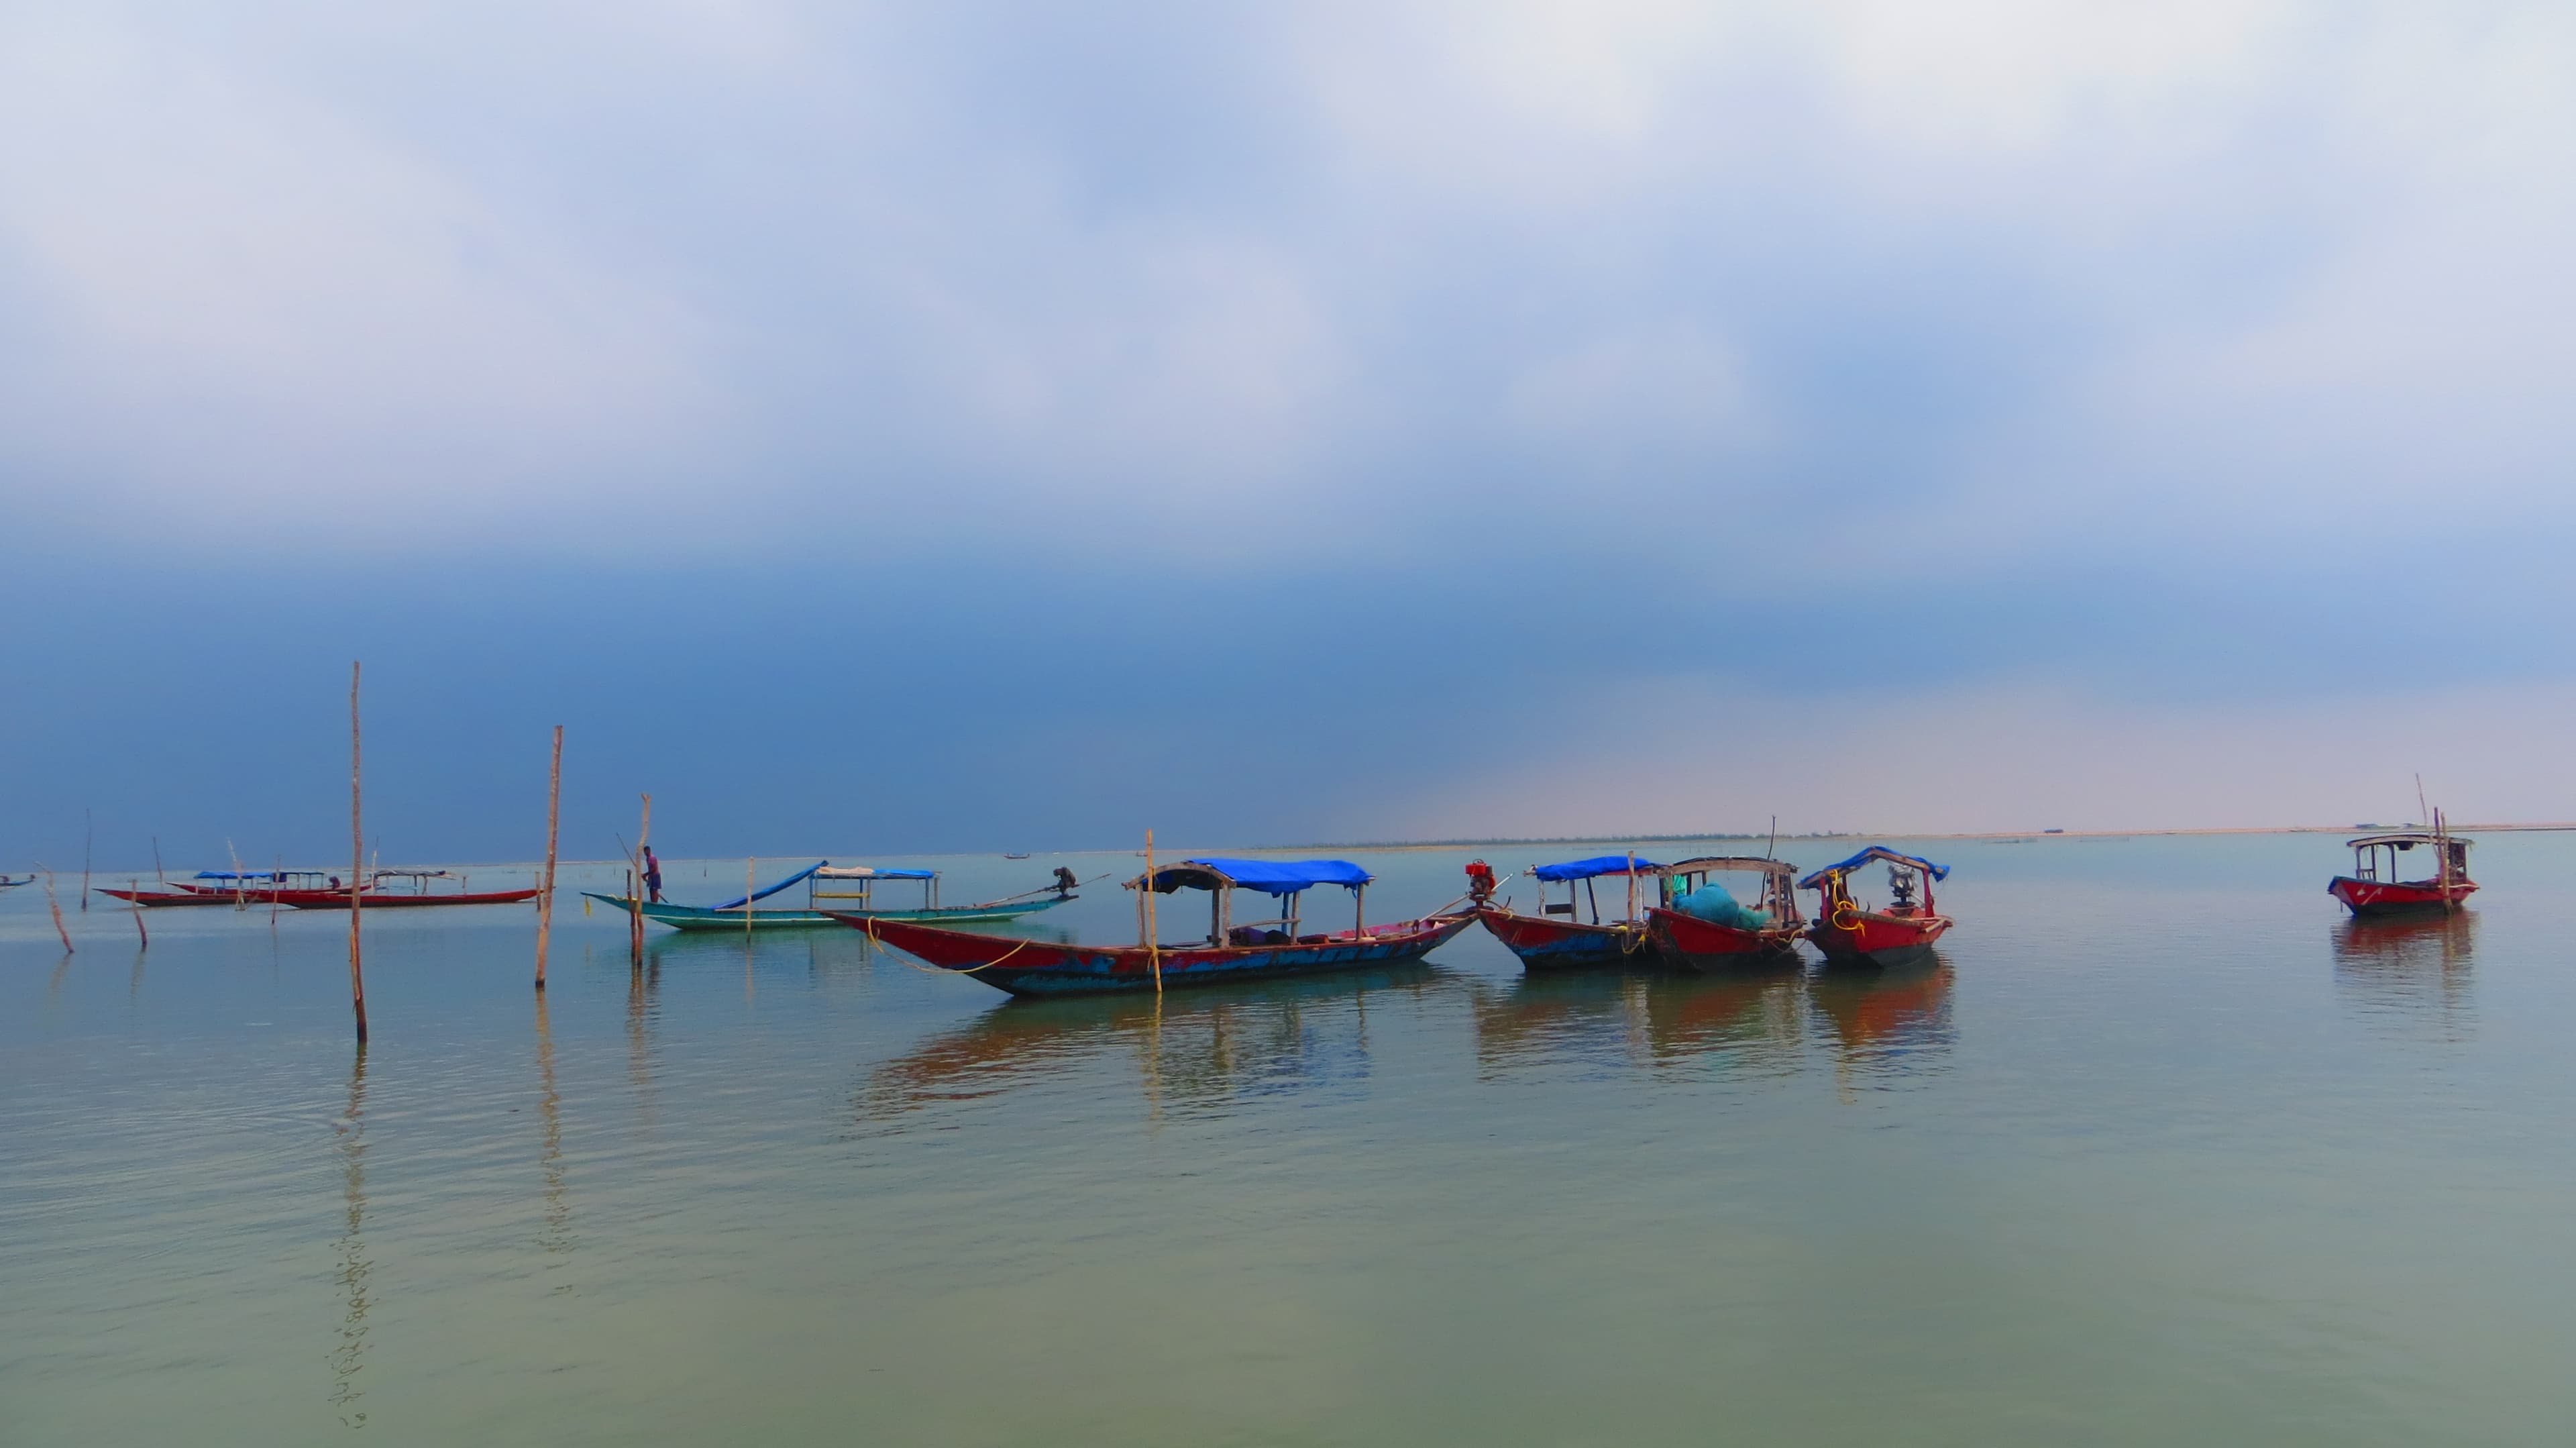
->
[1886, 866, 1917, 913]
[1464, 860, 1497, 904]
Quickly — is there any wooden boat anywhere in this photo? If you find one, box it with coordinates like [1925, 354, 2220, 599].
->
[2329, 820, 2475, 916]
[95, 885, 241, 907]
[584, 862, 1079, 931]
[275, 870, 538, 909]
[1470, 853, 1662, 968]
[843, 856, 1470, 996]
[1644, 856, 1805, 966]
[1801, 847, 1952, 966]
[0, 875, 30, 890]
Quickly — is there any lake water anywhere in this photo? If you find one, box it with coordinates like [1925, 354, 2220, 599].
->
[5, 833, 2572, 1445]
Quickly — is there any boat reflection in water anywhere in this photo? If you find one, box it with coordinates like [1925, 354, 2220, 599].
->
[2330, 911, 2477, 1040]
[1807, 957, 1955, 1092]
[853, 965, 1452, 1127]
[1470, 968, 1804, 1078]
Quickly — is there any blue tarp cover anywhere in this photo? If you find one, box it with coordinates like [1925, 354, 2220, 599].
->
[1534, 854, 1664, 882]
[1152, 857, 1373, 896]
[1799, 847, 1949, 889]
[712, 861, 828, 911]
[195, 871, 281, 880]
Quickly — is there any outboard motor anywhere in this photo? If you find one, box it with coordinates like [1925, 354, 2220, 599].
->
[1886, 866, 1917, 913]
[1464, 860, 1497, 905]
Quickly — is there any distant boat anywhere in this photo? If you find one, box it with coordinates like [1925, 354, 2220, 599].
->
[586, 862, 1077, 932]
[272, 870, 538, 909]
[2043, 828, 2066, 835]
[846, 856, 1470, 996]
[0, 875, 32, 890]
[1801, 847, 1953, 967]
[2329, 819, 2475, 917]
[1003, 852, 1031, 860]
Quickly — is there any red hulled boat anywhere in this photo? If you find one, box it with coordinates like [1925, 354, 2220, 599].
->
[273, 870, 539, 909]
[1644, 856, 1806, 967]
[1801, 847, 1952, 967]
[1470, 853, 1662, 968]
[2328, 823, 2475, 916]
[843, 856, 1470, 996]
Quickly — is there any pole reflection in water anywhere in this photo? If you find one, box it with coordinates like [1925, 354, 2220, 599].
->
[851, 966, 1444, 1129]
[627, 957, 661, 1130]
[329, 1047, 372, 1429]
[2330, 911, 2478, 1041]
[1807, 958, 1956, 1098]
[533, 993, 574, 1268]
[1470, 968, 1806, 1078]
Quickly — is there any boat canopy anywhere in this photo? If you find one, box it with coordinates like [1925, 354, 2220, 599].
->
[195, 870, 282, 881]
[1656, 856, 1794, 879]
[1532, 854, 1664, 882]
[1138, 857, 1373, 896]
[814, 866, 935, 880]
[2345, 831, 2464, 850]
[1800, 847, 1949, 889]
[712, 860, 830, 911]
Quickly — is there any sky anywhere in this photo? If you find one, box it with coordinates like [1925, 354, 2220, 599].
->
[4, 1, 2575, 870]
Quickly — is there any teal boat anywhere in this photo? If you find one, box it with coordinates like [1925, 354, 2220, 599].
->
[586, 862, 1079, 933]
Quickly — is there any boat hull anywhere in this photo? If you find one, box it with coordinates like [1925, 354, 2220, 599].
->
[95, 887, 244, 908]
[276, 888, 541, 909]
[845, 913, 1474, 996]
[1645, 907, 1804, 968]
[1474, 908, 1647, 968]
[1807, 910, 1950, 968]
[2328, 876, 2476, 916]
[584, 893, 1073, 931]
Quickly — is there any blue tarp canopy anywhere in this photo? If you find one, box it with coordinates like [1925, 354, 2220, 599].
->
[195, 870, 282, 880]
[1144, 857, 1373, 896]
[1799, 847, 1949, 889]
[712, 861, 828, 911]
[1533, 854, 1663, 882]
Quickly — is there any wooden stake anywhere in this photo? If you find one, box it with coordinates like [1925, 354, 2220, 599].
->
[349, 661, 368, 1045]
[40, 866, 72, 953]
[535, 725, 561, 991]
[745, 856, 755, 941]
[1145, 829, 1160, 995]
[630, 794, 651, 968]
[80, 808, 91, 910]
[271, 854, 282, 927]
[129, 879, 148, 947]
[152, 835, 166, 887]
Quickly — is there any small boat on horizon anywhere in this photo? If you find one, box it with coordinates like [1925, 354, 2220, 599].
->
[2329, 819, 2475, 916]
[1801, 847, 1952, 967]
[586, 862, 1079, 931]
[845, 856, 1470, 996]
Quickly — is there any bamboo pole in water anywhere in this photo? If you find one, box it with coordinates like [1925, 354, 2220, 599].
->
[1145, 829, 1160, 995]
[745, 856, 755, 941]
[80, 809, 91, 910]
[40, 866, 72, 953]
[630, 794, 651, 968]
[129, 879, 148, 948]
[349, 662, 369, 1045]
[152, 835, 166, 887]
[535, 726, 561, 992]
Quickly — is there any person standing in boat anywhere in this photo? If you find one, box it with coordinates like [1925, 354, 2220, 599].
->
[642, 846, 665, 904]
[1052, 866, 1078, 898]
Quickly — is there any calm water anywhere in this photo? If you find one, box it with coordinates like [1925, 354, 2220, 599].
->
[5, 835, 2573, 1445]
